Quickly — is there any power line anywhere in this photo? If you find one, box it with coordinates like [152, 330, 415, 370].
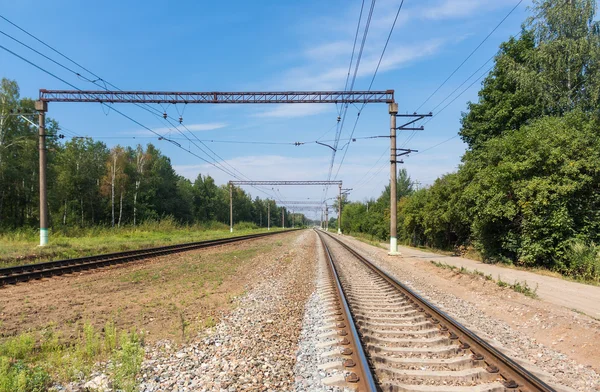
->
[333, 0, 406, 181]
[0, 18, 287, 202]
[324, 0, 377, 203]
[0, 18, 262, 190]
[414, 0, 524, 112]
[343, 0, 366, 93]
[0, 44, 247, 182]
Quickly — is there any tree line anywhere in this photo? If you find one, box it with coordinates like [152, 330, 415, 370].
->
[0, 79, 307, 230]
[342, 0, 600, 281]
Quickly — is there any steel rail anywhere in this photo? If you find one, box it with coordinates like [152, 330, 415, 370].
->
[0, 230, 298, 286]
[317, 230, 378, 392]
[320, 231, 556, 392]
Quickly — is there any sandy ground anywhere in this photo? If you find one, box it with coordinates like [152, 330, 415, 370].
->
[342, 234, 600, 376]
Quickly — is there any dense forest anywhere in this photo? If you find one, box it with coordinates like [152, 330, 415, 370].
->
[0, 81, 307, 231]
[342, 0, 600, 281]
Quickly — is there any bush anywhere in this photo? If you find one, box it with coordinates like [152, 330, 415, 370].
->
[562, 240, 600, 282]
[234, 221, 258, 230]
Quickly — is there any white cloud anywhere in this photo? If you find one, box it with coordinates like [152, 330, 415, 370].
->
[419, 0, 522, 20]
[276, 39, 444, 91]
[130, 122, 227, 136]
[253, 104, 332, 118]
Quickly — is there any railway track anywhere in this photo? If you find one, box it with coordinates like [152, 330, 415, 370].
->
[316, 229, 556, 392]
[0, 230, 297, 286]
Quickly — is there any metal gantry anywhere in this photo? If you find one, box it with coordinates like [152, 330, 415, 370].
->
[33, 88, 416, 253]
[228, 180, 343, 233]
[39, 90, 394, 104]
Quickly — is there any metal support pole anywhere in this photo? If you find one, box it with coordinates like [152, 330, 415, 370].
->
[267, 202, 270, 231]
[338, 184, 342, 234]
[282, 207, 285, 229]
[325, 206, 329, 231]
[229, 183, 233, 232]
[321, 208, 324, 230]
[389, 103, 400, 255]
[36, 100, 48, 246]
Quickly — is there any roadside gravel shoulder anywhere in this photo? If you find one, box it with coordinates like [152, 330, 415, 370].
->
[139, 230, 316, 391]
[336, 234, 600, 391]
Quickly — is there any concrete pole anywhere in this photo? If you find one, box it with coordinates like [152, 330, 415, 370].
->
[389, 103, 400, 255]
[282, 207, 285, 229]
[267, 202, 270, 231]
[337, 184, 342, 234]
[36, 100, 48, 246]
[325, 206, 329, 232]
[229, 183, 233, 232]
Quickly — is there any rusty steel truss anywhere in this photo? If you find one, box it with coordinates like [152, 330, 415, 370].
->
[229, 180, 342, 186]
[39, 90, 394, 104]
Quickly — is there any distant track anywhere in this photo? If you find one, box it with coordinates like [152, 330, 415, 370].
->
[316, 229, 555, 392]
[0, 230, 299, 286]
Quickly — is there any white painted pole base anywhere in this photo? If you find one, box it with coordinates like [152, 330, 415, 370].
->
[388, 237, 401, 256]
[230, 227, 233, 233]
[39, 228, 48, 246]
[337, 228, 341, 235]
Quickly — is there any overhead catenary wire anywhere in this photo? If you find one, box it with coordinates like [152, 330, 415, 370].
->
[323, 0, 377, 204]
[414, 0, 524, 112]
[333, 0, 406, 182]
[0, 44, 250, 182]
[0, 16, 268, 189]
[0, 16, 287, 202]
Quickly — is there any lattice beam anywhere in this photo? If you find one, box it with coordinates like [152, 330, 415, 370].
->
[39, 90, 394, 104]
[229, 181, 342, 186]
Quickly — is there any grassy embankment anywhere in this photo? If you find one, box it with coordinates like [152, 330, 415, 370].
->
[0, 219, 285, 267]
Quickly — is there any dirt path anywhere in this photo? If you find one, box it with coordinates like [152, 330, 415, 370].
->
[393, 244, 600, 318]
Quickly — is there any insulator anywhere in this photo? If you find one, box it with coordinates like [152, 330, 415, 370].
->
[179, 116, 183, 124]
[337, 116, 341, 122]
[163, 112, 167, 119]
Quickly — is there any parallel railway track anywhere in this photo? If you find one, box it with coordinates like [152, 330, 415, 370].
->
[316, 229, 555, 392]
[0, 230, 297, 286]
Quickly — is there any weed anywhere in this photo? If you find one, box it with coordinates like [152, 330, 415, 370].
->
[0, 321, 145, 391]
[202, 316, 217, 329]
[497, 276, 508, 287]
[110, 331, 144, 392]
[179, 312, 189, 340]
[510, 281, 538, 298]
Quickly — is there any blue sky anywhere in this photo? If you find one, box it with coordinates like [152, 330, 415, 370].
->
[1, 0, 532, 216]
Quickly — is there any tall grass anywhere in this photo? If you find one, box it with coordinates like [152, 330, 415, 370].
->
[0, 322, 144, 392]
[562, 240, 600, 283]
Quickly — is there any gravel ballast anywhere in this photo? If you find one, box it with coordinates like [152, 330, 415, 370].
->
[138, 231, 316, 391]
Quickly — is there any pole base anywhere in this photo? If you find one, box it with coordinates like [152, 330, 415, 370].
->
[230, 228, 233, 233]
[39, 228, 48, 246]
[388, 237, 402, 256]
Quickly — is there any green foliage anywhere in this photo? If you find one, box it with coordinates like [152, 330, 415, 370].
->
[110, 331, 144, 392]
[562, 240, 600, 282]
[0, 322, 144, 391]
